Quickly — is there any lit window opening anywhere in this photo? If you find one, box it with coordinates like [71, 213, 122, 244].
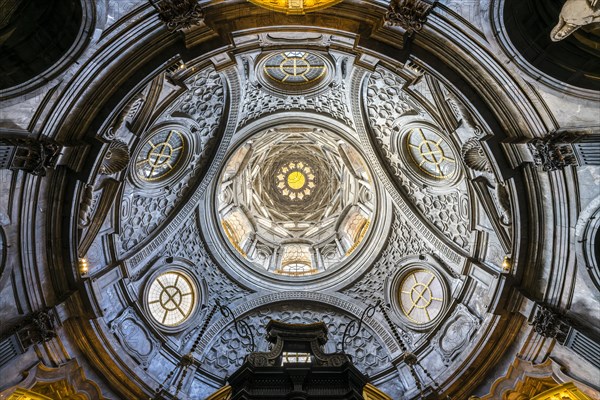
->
[282, 352, 312, 365]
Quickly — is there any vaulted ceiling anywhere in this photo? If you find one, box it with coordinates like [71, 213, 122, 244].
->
[0, 0, 599, 399]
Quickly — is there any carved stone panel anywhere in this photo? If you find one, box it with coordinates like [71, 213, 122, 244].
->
[343, 209, 432, 302]
[364, 67, 473, 251]
[200, 303, 391, 378]
[109, 307, 161, 368]
[117, 67, 225, 255]
[433, 304, 479, 363]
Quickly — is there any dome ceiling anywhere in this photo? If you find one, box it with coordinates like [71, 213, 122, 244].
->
[217, 126, 375, 276]
[64, 36, 518, 398]
[1, 2, 598, 400]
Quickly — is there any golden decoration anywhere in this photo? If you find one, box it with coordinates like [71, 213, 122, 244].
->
[276, 161, 316, 200]
[363, 383, 393, 400]
[248, 0, 342, 15]
[287, 171, 306, 189]
[531, 382, 592, 400]
[222, 220, 247, 257]
[345, 220, 370, 256]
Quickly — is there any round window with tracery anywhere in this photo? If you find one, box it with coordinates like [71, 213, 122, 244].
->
[398, 269, 444, 325]
[136, 129, 186, 182]
[147, 271, 196, 327]
[405, 127, 457, 180]
[263, 52, 327, 86]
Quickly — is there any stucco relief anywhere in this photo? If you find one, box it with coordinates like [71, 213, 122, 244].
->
[342, 209, 431, 302]
[200, 303, 391, 378]
[117, 67, 225, 254]
[238, 81, 352, 127]
[434, 304, 480, 363]
[109, 307, 161, 368]
[162, 216, 252, 305]
[365, 67, 473, 250]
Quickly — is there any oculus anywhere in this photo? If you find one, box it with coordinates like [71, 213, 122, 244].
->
[398, 268, 445, 326]
[406, 127, 457, 180]
[147, 271, 196, 327]
[135, 129, 186, 182]
[259, 51, 331, 93]
[264, 52, 327, 85]
[216, 126, 375, 278]
[276, 161, 316, 200]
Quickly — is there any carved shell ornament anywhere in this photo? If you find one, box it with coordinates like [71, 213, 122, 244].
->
[100, 140, 130, 175]
[460, 137, 491, 173]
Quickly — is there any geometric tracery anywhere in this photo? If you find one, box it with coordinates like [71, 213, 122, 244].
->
[399, 268, 444, 325]
[147, 270, 196, 326]
[406, 127, 456, 180]
[136, 130, 185, 182]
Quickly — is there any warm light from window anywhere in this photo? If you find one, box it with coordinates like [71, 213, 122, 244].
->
[502, 256, 511, 272]
[79, 258, 89, 275]
[282, 352, 311, 364]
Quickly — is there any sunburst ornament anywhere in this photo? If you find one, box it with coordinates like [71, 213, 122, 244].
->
[276, 161, 316, 201]
[248, 0, 342, 15]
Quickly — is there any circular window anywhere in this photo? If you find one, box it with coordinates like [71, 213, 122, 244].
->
[405, 127, 457, 180]
[264, 52, 327, 85]
[397, 268, 445, 327]
[136, 130, 186, 182]
[257, 51, 333, 94]
[130, 124, 193, 189]
[147, 271, 196, 327]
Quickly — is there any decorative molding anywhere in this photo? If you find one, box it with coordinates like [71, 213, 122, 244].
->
[0, 359, 105, 400]
[150, 0, 204, 32]
[127, 67, 240, 267]
[198, 299, 394, 378]
[433, 304, 479, 363]
[0, 138, 61, 176]
[461, 138, 492, 173]
[238, 81, 353, 128]
[530, 305, 570, 343]
[100, 140, 130, 175]
[109, 307, 161, 368]
[119, 67, 225, 255]
[528, 133, 579, 172]
[353, 66, 468, 262]
[384, 0, 435, 35]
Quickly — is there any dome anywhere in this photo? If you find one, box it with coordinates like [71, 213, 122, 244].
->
[1, 1, 599, 400]
[217, 125, 376, 278]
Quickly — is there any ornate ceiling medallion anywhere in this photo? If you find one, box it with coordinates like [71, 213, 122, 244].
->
[247, 0, 343, 15]
[276, 161, 316, 200]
